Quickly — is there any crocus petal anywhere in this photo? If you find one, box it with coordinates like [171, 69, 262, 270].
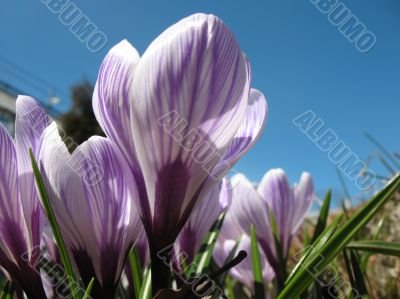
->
[257, 169, 293, 255]
[39, 123, 94, 256]
[291, 172, 314, 234]
[228, 174, 271, 240]
[15, 95, 49, 260]
[130, 13, 250, 247]
[212, 89, 268, 178]
[217, 177, 244, 242]
[39, 122, 141, 295]
[93, 40, 141, 174]
[0, 124, 29, 262]
[0, 124, 22, 232]
[0, 125, 46, 298]
[176, 181, 224, 264]
[257, 169, 314, 263]
[93, 40, 151, 236]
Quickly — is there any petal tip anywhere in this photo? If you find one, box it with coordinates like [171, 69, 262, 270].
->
[16, 95, 37, 107]
[109, 39, 139, 58]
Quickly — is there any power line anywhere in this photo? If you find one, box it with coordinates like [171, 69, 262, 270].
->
[0, 54, 70, 100]
[0, 63, 50, 95]
[0, 79, 62, 117]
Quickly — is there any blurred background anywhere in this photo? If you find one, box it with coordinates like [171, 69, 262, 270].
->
[0, 0, 399, 208]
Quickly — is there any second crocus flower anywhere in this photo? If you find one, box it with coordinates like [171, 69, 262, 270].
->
[39, 122, 142, 298]
[217, 170, 314, 289]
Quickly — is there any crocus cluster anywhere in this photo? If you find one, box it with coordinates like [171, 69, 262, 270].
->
[214, 170, 314, 293]
[0, 12, 315, 299]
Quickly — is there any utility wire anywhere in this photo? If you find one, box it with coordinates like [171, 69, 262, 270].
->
[0, 54, 70, 100]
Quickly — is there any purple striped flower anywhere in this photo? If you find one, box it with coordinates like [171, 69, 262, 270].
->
[0, 96, 49, 298]
[257, 169, 314, 260]
[92, 13, 267, 291]
[220, 170, 314, 286]
[214, 177, 274, 293]
[38, 122, 142, 298]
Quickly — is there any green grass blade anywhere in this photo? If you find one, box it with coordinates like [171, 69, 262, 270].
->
[337, 168, 352, 206]
[0, 282, 10, 299]
[226, 276, 236, 299]
[343, 249, 358, 297]
[311, 189, 331, 244]
[269, 208, 287, 288]
[348, 241, 400, 257]
[365, 132, 400, 169]
[3, 283, 13, 299]
[298, 217, 342, 299]
[139, 269, 151, 299]
[180, 254, 189, 278]
[0, 281, 14, 299]
[343, 249, 369, 297]
[303, 223, 311, 247]
[277, 174, 400, 299]
[29, 149, 81, 299]
[341, 199, 350, 221]
[360, 217, 385, 271]
[188, 210, 226, 276]
[349, 250, 368, 296]
[287, 215, 341, 284]
[0, 278, 7, 296]
[82, 277, 95, 299]
[251, 225, 265, 299]
[129, 248, 143, 299]
[378, 153, 396, 175]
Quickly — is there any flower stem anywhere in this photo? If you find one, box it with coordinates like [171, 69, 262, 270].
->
[150, 247, 171, 296]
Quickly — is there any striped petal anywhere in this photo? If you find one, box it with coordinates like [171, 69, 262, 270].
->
[0, 125, 46, 298]
[291, 172, 314, 234]
[257, 169, 293, 255]
[0, 125, 22, 231]
[39, 122, 141, 295]
[93, 40, 141, 175]
[212, 89, 268, 178]
[176, 181, 224, 264]
[130, 13, 250, 248]
[228, 174, 271, 240]
[0, 124, 28, 261]
[15, 96, 49, 259]
[257, 169, 314, 262]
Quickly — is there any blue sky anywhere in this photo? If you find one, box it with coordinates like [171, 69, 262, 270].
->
[0, 0, 399, 201]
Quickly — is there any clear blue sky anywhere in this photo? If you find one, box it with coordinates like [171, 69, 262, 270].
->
[0, 0, 399, 202]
